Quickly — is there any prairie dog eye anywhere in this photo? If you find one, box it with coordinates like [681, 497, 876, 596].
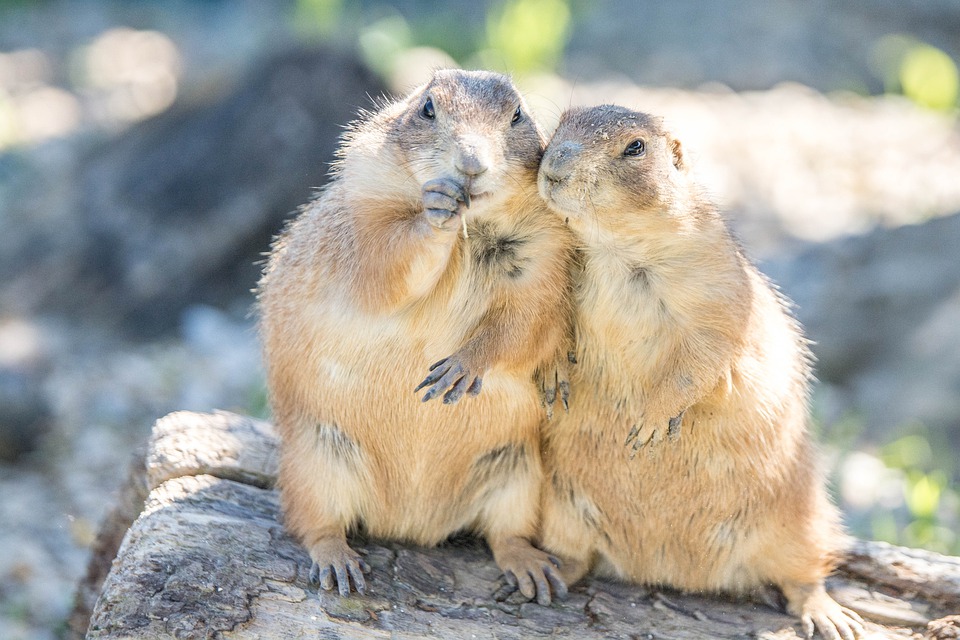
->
[624, 139, 645, 156]
[421, 97, 435, 120]
[511, 105, 522, 124]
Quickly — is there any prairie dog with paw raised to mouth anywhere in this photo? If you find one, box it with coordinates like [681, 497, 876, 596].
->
[257, 69, 573, 603]
[535, 105, 864, 640]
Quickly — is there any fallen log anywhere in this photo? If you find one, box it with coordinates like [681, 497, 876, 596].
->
[71, 411, 960, 639]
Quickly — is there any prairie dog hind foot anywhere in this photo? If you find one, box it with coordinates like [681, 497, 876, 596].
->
[307, 536, 372, 597]
[781, 582, 865, 640]
[490, 536, 568, 606]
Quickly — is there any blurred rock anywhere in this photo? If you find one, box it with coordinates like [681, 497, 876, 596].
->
[0, 372, 50, 463]
[0, 369, 50, 462]
[0, 318, 51, 462]
[12, 46, 385, 338]
[766, 212, 960, 439]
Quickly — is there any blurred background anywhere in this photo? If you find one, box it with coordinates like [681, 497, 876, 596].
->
[0, 1, 958, 637]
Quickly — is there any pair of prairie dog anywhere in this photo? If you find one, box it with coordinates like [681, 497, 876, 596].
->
[258, 69, 863, 639]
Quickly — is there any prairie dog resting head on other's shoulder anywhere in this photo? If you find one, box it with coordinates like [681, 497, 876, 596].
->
[533, 104, 866, 640]
[537, 105, 705, 241]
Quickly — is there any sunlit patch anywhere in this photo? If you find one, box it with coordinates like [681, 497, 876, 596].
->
[0, 29, 181, 150]
[839, 451, 904, 511]
[11, 86, 81, 143]
[0, 48, 75, 148]
[0, 317, 44, 368]
[81, 28, 181, 125]
[0, 48, 51, 87]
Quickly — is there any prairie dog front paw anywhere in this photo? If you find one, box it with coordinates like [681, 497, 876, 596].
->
[422, 177, 469, 229]
[415, 352, 485, 404]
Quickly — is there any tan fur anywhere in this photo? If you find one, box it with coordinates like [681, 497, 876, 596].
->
[536, 106, 864, 639]
[257, 70, 573, 599]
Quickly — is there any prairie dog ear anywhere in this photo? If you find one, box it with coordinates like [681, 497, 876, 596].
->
[669, 136, 684, 171]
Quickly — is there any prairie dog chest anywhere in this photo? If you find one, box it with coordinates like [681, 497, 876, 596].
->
[465, 218, 535, 283]
[432, 217, 538, 328]
[576, 253, 672, 367]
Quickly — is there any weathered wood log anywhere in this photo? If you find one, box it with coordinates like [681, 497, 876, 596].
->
[74, 411, 960, 639]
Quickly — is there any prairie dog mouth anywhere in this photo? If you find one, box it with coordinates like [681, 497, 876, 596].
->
[544, 199, 575, 218]
[539, 184, 581, 220]
[460, 190, 493, 213]
[458, 174, 490, 209]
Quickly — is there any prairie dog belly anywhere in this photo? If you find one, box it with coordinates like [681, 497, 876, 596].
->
[546, 404, 773, 592]
[361, 370, 542, 544]
[302, 311, 543, 545]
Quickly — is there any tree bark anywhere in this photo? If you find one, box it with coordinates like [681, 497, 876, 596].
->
[73, 411, 960, 639]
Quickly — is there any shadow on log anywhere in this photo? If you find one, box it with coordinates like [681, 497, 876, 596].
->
[71, 411, 960, 639]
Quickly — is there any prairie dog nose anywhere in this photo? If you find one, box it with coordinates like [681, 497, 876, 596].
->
[541, 140, 582, 183]
[455, 135, 490, 177]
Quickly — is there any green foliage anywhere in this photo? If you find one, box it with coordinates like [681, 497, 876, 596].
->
[245, 384, 271, 421]
[484, 0, 571, 74]
[879, 432, 932, 470]
[813, 407, 864, 450]
[900, 44, 959, 111]
[291, 0, 345, 41]
[875, 428, 958, 554]
[286, 1, 575, 83]
[401, 17, 484, 65]
[872, 34, 959, 111]
[820, 410, 959, 556]
[357, 13, 412, 79]
[0, 0, 45, 7]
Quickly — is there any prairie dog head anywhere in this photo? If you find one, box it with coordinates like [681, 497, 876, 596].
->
[538, 105, 688, 239]
[383, 69, 544, 212]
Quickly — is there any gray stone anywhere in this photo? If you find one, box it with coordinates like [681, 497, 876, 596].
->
[0, 319, 52, 462]
[765, 212, 960, 438]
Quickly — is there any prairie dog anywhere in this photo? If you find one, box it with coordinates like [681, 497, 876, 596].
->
[535, 105, 864, 640]
[257, 70, 572, 603]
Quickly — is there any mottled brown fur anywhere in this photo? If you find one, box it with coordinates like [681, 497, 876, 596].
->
[257, 70, 572, 601]
[535, 105, 864, 639]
